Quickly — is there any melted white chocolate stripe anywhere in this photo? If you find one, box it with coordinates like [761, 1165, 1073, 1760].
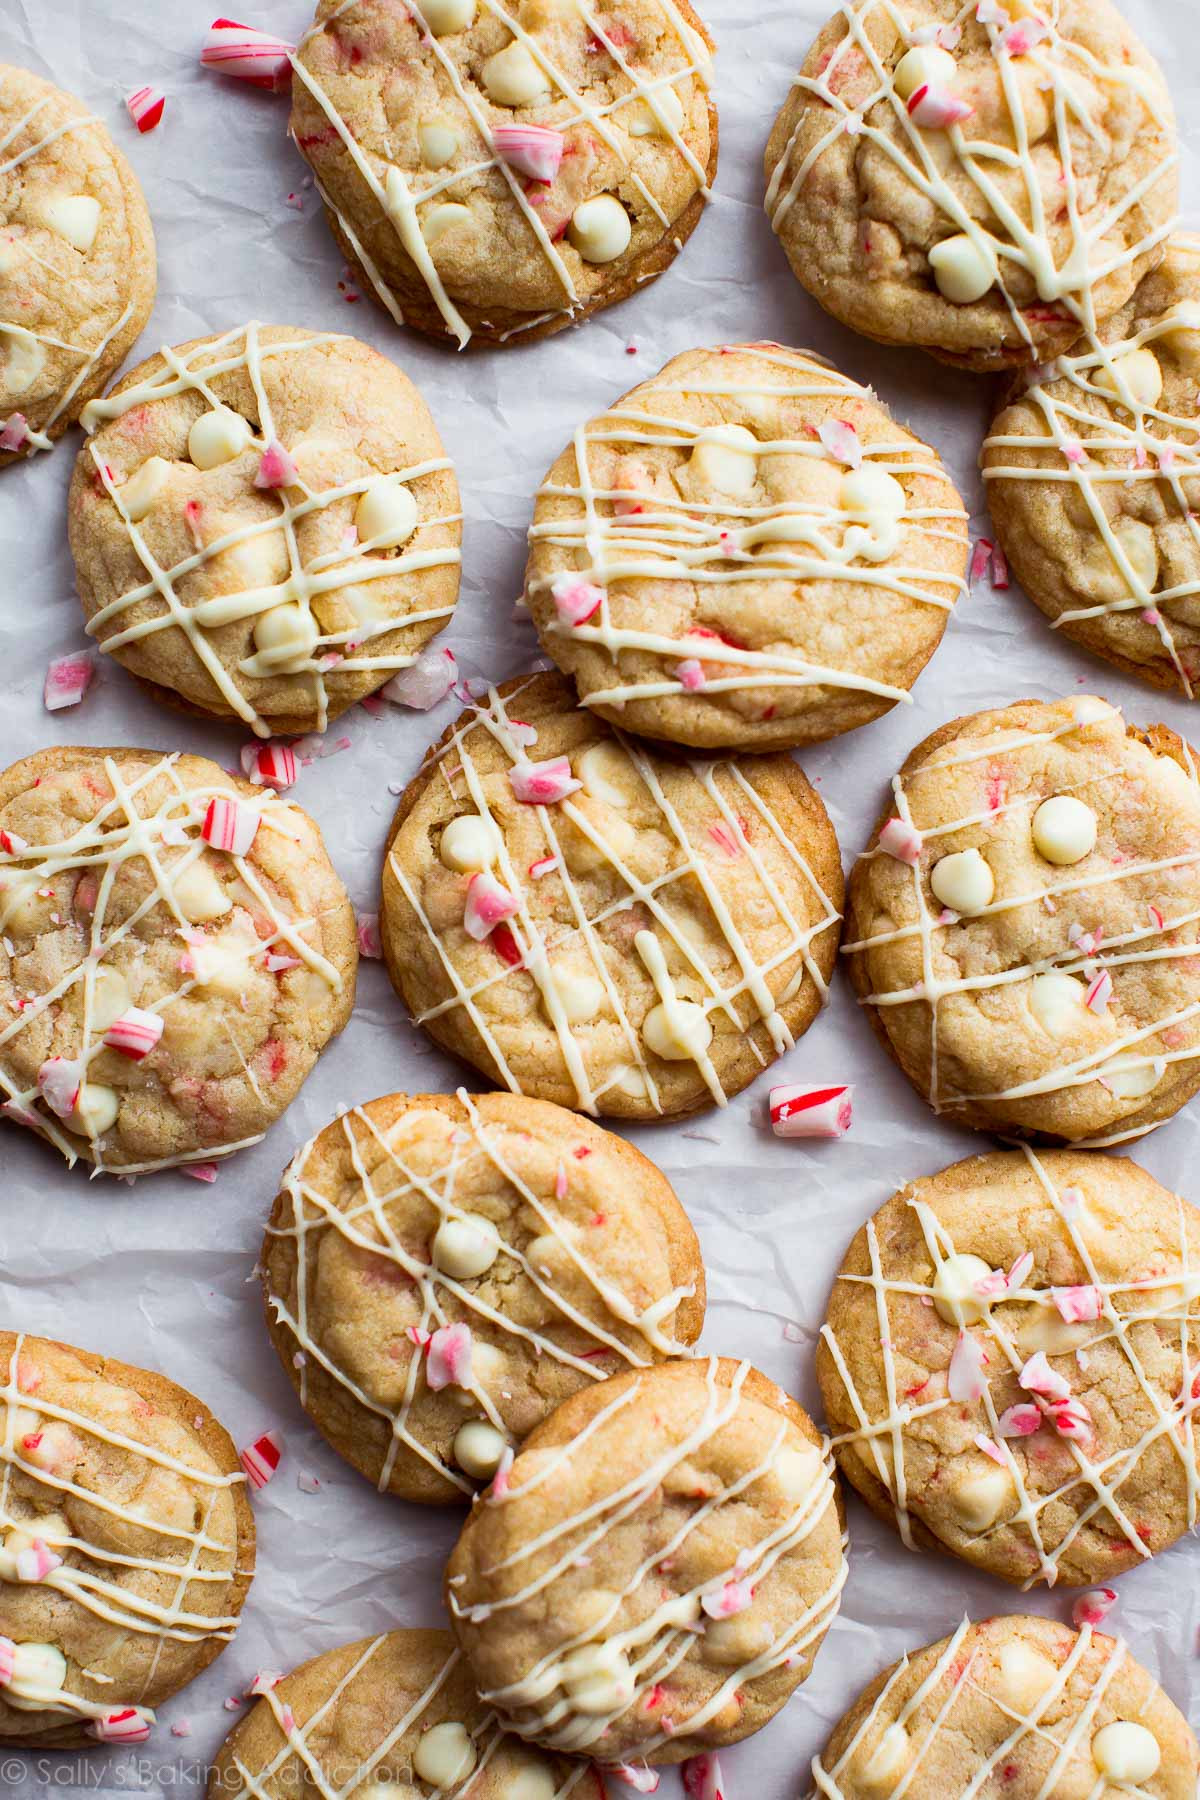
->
[291, 0, 712, 348]
[78, 322, 460, 737]
[0, 1335, 245, 1731]
[0, 750, 341, 1174]
[529, 345, 968, 715]
[388, 683, 841, 1113]
[822, 1146, 1199, 1588]
[452, 1357, 845, 1758]
[266, 1088, 697, 1495]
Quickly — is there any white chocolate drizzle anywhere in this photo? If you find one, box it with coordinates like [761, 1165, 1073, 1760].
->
[78, 322, 460, 737]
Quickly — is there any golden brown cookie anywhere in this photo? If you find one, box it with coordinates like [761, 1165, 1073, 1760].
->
[764, 0, 1177, 373]
[819, 1148, 1200, 1588]
[0, 1331, 254, 1750]
[445, 1356, 846, 1766]
[290, 0, 718, 348]
[844, 694, 1200, 1143]
[524, 343, 969, 750]
[207, 1627, 602, 1799]
[379, 673, 844, 1120]
[0, 64, 155, 465]
[69, 325, 461, 736]
[262, 1088, 705, 1503]
[0, 745, 356, 1173]
[811, 1615, 1198, 1799]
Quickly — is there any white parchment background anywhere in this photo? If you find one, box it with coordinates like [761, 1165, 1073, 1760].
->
[0, 1, 1197, 1793]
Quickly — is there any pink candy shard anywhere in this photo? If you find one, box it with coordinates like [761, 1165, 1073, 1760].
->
[240, 1429, 283, 1490]
[701, 1578, 753, 1620]
[1052, 1284, 1103, 1324]
[103, 1007, 165, 1060]
[43, 652, 95, 712]
[126, 87, 166, 132]
[817, 418, 862, 469]
[0, 413, 30, 452]
[906, 83, 974, 127]
[990, 540, 1010, 589]
[180, 1162, 219, 1183]
[768, 1084, 852, 1140]
[1048, 1395, 1092, 1439]
[0, 1636, 14, 1686]
[611, 1766, 661, 1793]
[170, 1720, 192, 1739]
[550, 572, 604, 627]
[682, 1753, 725, 1800]
[488, 1445, 514, 1498]
[976, 0, 1011, 24]
[381, 645, 458, 710]
[1072, 1586, 1117, 1629]
[15, 1537, 62, 1583]
[997, 1402, 1042, 1438]
[878, 817, 923, 865]
[947, 1330, 987, 1402]
[247, 1669, 282, 1696]
[1005, 1250, 1034, 1292]
[1019, 1350, 1071, 1401]
[529, 855, 558, 880]
[37, 1057, 83, 1120]
[202, 795, 259, 857]
[974, 1434, 1006, 1466]
[1000, 14, 1049, 54]
[89, 1708, 151, 1745]
[1084, 970, 1112, 1014]
[200, 18, 295, 90]
[356, 912, 382, 958]
[425, 1322, 473, 1391]
[508, 756, 582, 805]
[674, 657, 707, 692]
[241, 741, 298, 789]
[254, 440, 298, 489]
[492, 123, 565, 182]
[464, 871, 521, 942]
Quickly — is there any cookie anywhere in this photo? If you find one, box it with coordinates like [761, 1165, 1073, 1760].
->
[68, 324, 461, 737]
[844, 694, 1200, 1144]
[0, 1330, 254, 1750]
[764, 1, 1178, 374]
[523, 343, 969, 751]
[0, 65, 155, 465]
[0, 745, 356, 1174]
[289, 0, 717, 349]
[380, 672, 844, 1120]
[445, 1356, 845, 1766]
[208, 1627, 603, 1800]
[811, 1613, 1198, 1799]
[262, 1088, 706, 1504]
[984, 235, 1200, 698]
[819, 1147, 1200, 1588]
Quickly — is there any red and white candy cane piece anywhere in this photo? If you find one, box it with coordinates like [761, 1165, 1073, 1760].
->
[202, 796, 259, 857]
[1051, 1283, 1103, 1323]
[878, 817, 923, 865]
[768, 1084, 852, 1140]
[16, 1537, 62, 1582]
[240, 1429, 282, 1490]
[0, 413, 30, 452]
[425, 1322, 473, 1391]
[181, 1162, 219, 1183]
[464, 871, 521, 942]
[1084, 969, 1112, 1015]
[126, 86, 166, 132]
[701, 1578, 753, 1620]
[1000, 14, 1049, 54]
[201, 18, 295, 89]
[550, 572, 603, 627]
[356, 912, 382, 959]
[37, 1057, 83, 1120]
[682, 1754, 725, 1800]
[611, 1766, 661, 1794]
[674, 657, 706, 692]
[1019, 1350, 1071, 1401]
[381, 645, 458, 711]
[906, 83, 973, 128]
[1048, 1395, 1092, 1439]
[1072, 1587, 1117, 1629]
[492, 123, 565, 182]
[103, 1008, 164, 1061]
[0, 830, 28, 855]
[254, 441, 298, 489]
[44, 653, 95, 712]
[240, 741, 297, 789]
[997, 1402, 1041, 1438]
[508, 756, 581, 806]
[947, 1330, 987, 1403]
[817, 418, 862, 469]
[0, 1637, 14, 1685]
[89, 1708, 152, 1745]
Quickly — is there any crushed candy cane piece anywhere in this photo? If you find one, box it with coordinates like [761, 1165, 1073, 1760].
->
[1052, 1284, 1103, 1323]
[974, 1434, 1006, 1465]
[103, 1008, 164, 1060]
[201, 18, 295, 89]
[488, 1445, 515, 1498]
[492, 123, 565, 182]
[426, 1322, 473, 1391]
[126, 87, 165, 132]
[948, 1330, 987, 1402]
[682, 1753, 725, 1800]
[240, 1429, 283, 1490]
[1072, 1587, 1117, 1628]
[701, 1579, 753, 1620]
[768, 1084, 852, 1140]
[0, 1638, 13, 1686]
[1084, 970, 1113, 1014]
[202, 796, 259, 857]
[1006, 1250, 1034, 1291]
[906, 83, 974, 127]
[171, 1720, 192, 1739]
[674, 657, 707, 692]
[381, 645, 458, 710]
[508, 756, 582, 805]
[297, 1471, 321, 1493]
[1019, 1350, 1071, 1401]
[37, 1057, 83, 1120]
[357, 912, 382, 958]
[817, 418, 862, 469]
[241, 742, 297, 789]
[254, 441, 298, 489]
[88, 1709, 151, 1744]
[1000, 14, 1049, 54]
[15, 1537, 62, 1583]
[0, 414, 30, 452]
[879, 817, 923, 864]
[180, 1162, 219, 1183]
[529, 855, 558, 879]
[550, 572, 604, 627]
[997, 1402, 1042, 1437]
[1047, 1395, 1092, 1439]
[247, 1670, 282, 1697]
[611, 1764, 661, 1792]
[0, 830, 28, 855]
[43, 653, 95, 712]
[464, 871, 521, 942]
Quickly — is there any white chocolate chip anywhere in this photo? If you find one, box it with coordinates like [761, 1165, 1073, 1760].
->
[413, 1721, 477, 1786]
[356, 478, 418, 549]
[840, 465, 906, 518]
[544, 966, 607, 1025]
[1017, 1304, 1085, 1357]
[1162, 302, 1200, 344]
[569, 195, 633, 264]
[422, 0, 476, 28]
[432, 1213, 500, 1280]
[930, 848, 994, 915]
[1032, 795, 1097, 866]
[893, 45, 957, 100]
[997, 1642, 1058, 1709]
[626, 85, 685, 138]
[1084, 519, 1159, 603]
[119, 456, 171, 523]
[578, 742, 638, 808]
[188, 925, 258, 997]
[253, 604, 319, 674]
[1094, 348, 1163, 409]
[863, 1723, 912, 1789]
[560, 1642, 635, 1715]
[173, 859, 233, 924]
[563, 811, 635, 872]
[71, 1083, 119, 1139]
[419, 118, 460, 168]
[482, 42, 551, 107]
[689, 424, 759, 496]
[643, 999, 712, 1062]
[951, 1465, 1014, 1533]
[929, 234, 996, 304]
[1, 326, 46, 395]
[774, 1443, 821, 1499]
[440, 815, 502, 872]
[9, 1642, 67, 1698]
[702, 1614, 775, 1667]
[41, 193, 101, 253]
[188, 408, 252, 471]
[931, 1252, 994, 1325]
[1091, 1721, 1161, 1783]
[0, 873, 48, 934]
[1030, 972, 1088, 1039]
[453, 1420, 508, 1479]
[421, 202, 474, 247]
[495, 1760, 558, 1800]
[91, 966, 132, 1032]
[1098, 1055, 1164, 1100]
